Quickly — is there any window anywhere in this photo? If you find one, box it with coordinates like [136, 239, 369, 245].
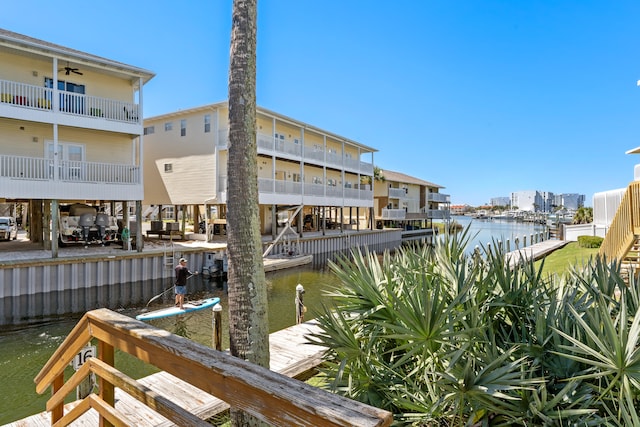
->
[45, 77, 85, 113]
[344, 181, 352, 188]
[293, 138, 300, 144]
[180, 119, 186, 137]
[292, 173, 301, 182]
[312, 176, 323, 185]
[144, 126, 155, 135]
[204, 114, 211, 133]
[164, 163, 173, 173]
[313, 144, 324, 152]
[327, 178, 337, 186]
[165, 122, 173, 131]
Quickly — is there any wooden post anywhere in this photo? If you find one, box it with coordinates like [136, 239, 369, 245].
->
[98, 340, 115, 427]
[295, 284, 305, 324]
[212, 303, 222, 350]
[51, 373, 64, 424]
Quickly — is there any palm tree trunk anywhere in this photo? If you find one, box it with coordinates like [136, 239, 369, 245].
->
[227, 0, 269, 425]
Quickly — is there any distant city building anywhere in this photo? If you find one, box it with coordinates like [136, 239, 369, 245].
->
[510, 190, 585, 212]
[511, 191, 543, 212]
[490, 197, 510, 207]
[553, 193, 585, 211]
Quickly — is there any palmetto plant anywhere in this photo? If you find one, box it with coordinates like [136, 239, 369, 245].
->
[308, 227, 640, 426]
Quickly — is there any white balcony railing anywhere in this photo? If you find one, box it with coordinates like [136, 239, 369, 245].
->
[425, 209, 450, 220]
[254, 177, 372, 201]
[0, 154, 139, 184]
[0, 79, 139, 124]
[381, 208, 407, 220]
[222, 130, 374, 174]
[389, 187, 407, 199]
[427, 192, 451, 203]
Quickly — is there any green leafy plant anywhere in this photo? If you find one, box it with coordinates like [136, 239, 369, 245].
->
[309, 226, 640, 425]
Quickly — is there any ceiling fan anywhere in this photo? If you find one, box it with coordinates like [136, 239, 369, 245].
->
[59, 62, 83, 76]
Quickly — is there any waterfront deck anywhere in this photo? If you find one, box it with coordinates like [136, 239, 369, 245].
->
[5, 320, 326, 426]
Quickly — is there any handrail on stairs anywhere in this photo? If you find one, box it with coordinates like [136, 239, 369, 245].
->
[34, 308, 392, 427]
[599, 181, 640, 263]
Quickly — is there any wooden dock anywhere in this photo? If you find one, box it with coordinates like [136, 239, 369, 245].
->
[505, 239, 569, 268]
[5, 321, 325, 427]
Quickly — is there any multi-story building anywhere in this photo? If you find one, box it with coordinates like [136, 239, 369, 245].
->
[373, 169, 450, 228]
[553, 193, 585, 211]
[0, 28, 154, 251]
[142, 102, 376, 236]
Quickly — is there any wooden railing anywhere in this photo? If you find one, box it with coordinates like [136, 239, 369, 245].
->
[599, 181, 640, 262]
[34, 308, 392, 427]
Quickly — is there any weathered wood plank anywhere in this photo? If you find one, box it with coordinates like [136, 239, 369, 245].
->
[12, 315, 391, 427]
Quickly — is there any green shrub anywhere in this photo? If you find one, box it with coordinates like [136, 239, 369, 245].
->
[577, 235, 603, 248]
[310, 226, 637, 425]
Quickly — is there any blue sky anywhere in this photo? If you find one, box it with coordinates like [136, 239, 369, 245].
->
[3, 1, 640, 206]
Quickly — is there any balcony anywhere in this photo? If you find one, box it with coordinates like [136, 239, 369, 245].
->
[427, 192, 451, 203]
[389, 187, 407, 199]
[0, 79, 140, 124]
[252, 176, 373, 201]
[381, 208, 407, 220]
[424, 208, 451, 220]
[220, 130, 374, 175]
[0, 154, 139, 184]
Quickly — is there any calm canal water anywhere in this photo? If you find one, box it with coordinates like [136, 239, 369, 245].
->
[450, 215, 547, 253]
[0, 217, 545, 424]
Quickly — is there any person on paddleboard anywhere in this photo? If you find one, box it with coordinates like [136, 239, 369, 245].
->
[175, 258, 197, 309]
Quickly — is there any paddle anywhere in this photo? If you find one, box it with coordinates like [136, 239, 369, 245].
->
[143, 274, 195, 308]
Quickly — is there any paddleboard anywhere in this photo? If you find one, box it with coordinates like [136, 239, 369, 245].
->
[136, 297, 221, 321]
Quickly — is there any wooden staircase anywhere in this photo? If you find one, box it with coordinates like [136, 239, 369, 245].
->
[599, 181, 640, 282]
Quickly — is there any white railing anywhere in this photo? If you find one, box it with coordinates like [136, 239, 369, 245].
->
[222, 130, 374, 175]
[425, 209, 450, 220]
[0, 79, 139, 124]
[427, 192, 451, 203]
[0, 155, 48, 179]
[326, 151, 342, 168]
[389, 187, 407, 199]
[381, 208, 406, 220]
[217, 130, 230, 148]
[247, 177, 375, 201]
[305, 182, 326, 197]
[0, 154, 139, 184]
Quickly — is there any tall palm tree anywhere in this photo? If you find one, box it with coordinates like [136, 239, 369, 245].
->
[227, 0, 269, 425]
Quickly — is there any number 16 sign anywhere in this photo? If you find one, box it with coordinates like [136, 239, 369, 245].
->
[72, 345, 96, 371]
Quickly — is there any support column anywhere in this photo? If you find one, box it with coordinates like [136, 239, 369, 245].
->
[136, 201, 143, 251]
[43, 200, 51, 251]
[51, 200, 59, 258]
[272, 204, 277, 239]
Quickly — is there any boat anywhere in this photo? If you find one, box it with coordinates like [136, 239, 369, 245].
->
[263, 253, 313, 272]
[136, 297, 221, 321]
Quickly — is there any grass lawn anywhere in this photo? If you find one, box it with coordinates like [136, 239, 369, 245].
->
[535, 241, 600, 277]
